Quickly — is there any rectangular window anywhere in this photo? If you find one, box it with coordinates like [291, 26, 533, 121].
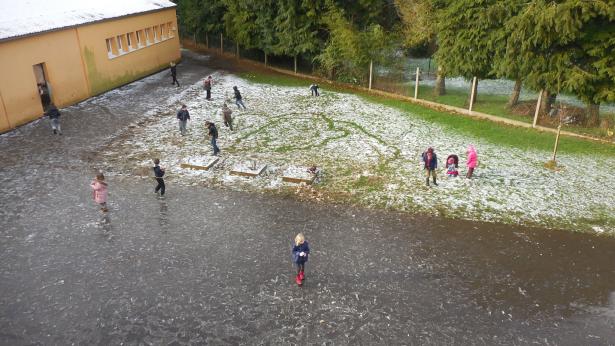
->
[126, 32, 133, 49]
[160, 23, 166, 39]
[136, 30, 142, 46]
[167, 22, 175, 37]
[116, 35, 124, 52]
[145, 28, 152, 44]
[106, 38, 113, 55]
[153, 25, 159, 42]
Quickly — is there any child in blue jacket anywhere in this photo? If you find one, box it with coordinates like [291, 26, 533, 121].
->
[292, 233, 310, 286]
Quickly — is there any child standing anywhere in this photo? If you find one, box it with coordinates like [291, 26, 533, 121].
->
[153, 158, 165, 196]
[309, 84, 320, 96]
[221, 103, 233, 131]
[291, 233, 310, 286]
[203, 75, 213, 100]
[446, 154, 459, 177]
[90, 173, 108, 212]
[466, 145, 478, 179]
[421, 147, 438, 186]
[206, 121, 220, 156]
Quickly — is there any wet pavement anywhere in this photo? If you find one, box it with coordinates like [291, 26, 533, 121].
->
[1, 50, 615, 345]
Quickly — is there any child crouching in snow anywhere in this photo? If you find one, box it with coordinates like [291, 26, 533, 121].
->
[90, 173, 108, 212]
[292, 233, 310, 286]
[446, 154, 459, 177]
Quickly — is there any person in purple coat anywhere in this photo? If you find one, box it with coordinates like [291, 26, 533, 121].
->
[291, 233, 310, 286]
[421, 147, 438, 186]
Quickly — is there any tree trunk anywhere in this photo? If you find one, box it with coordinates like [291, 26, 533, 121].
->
[368, 60, 373, 90]
[220, 33, 223, 54]
[507, 79, 522, 108]
[236, 42, 239, 58]
[264, 52, 268, 66]
[433, 66, 446, 96]
[294, 56, 297, 74]
[540, 90, 553, 116]
[586, 102, 600, 127]
[467, 77, 478, 107]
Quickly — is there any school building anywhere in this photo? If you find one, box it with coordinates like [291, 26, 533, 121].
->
[0, 0, 181, 133]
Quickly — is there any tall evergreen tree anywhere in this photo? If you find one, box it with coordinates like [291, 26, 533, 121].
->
[507, 0, 615, 124]
[274, 0, 323, 70]
[177, 0, 225, 41]
[435, 0, 507, 105]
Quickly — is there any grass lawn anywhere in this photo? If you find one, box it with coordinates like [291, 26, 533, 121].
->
[240, 71, 615, 157]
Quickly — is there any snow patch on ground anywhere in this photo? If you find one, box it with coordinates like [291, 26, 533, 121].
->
[99, 73, 615, 233]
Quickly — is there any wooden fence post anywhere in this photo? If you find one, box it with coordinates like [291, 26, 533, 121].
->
[368, 60, 373, 90]
[206, 33, 209, 48]
[236, 42, 239, 58]
[264, 53, 268, 66]
[533, 90, 543, 128]
[468, 76, 477, 113]
[414, 67, 420, 99]
[294, 56, 297, 74]
[552, 123, 562, 162]
[220, 33, 223, 54]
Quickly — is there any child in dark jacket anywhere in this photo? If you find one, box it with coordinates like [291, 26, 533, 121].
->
[291, 233, 310, 286]
[153, 158, 165, 196]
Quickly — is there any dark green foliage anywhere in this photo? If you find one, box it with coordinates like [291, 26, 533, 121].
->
[506, 1, 615, 107]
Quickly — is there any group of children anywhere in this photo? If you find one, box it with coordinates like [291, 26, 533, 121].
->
[421, 145, 478, 186]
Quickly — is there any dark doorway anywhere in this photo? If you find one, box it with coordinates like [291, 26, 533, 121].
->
[33, 63, 52, 111]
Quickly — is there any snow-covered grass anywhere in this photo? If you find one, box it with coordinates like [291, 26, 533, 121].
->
[99, 72, 615, 234]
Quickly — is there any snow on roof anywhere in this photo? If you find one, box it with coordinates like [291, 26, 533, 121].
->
[0, 0, 176, 42]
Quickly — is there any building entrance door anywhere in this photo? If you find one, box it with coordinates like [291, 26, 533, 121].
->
[33, 63, 52, 111]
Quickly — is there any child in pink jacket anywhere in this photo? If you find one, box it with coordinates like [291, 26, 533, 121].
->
[466, 145, 478, 178]
[90, 173, 108, 212]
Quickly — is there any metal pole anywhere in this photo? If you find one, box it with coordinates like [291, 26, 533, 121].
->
[533, 90, 543, 128]
[468, 76, 477, 113]
[369, 60, 373, 90]
[414, 67, 420, 99]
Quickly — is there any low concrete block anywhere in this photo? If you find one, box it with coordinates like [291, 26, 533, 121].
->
[180, 156, 219, 170]
[282, 166, 318, 184]
[230, 162, 267, 177]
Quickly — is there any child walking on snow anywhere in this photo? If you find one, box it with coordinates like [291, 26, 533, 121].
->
[292, 233, 310, 286]
[153, 158, 165, 196]
[90, 173, 108, 212]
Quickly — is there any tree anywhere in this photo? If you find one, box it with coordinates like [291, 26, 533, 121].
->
[274, 0, 323, 72]
[394, 0, 446, 96]
[489, 0, 526, 108]
[435, 0, 507, 106]
[506, 0, 615, 125]
[223, 1, 262, 51]
[177, 0, 225, 43]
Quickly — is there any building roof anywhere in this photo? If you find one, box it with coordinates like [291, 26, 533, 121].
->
[0, 0, 176, 42]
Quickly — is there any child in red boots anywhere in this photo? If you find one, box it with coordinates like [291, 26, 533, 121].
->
[292, 233, 310, 286]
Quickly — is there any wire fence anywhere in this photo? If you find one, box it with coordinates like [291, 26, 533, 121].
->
[181, 34, 615, 139]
